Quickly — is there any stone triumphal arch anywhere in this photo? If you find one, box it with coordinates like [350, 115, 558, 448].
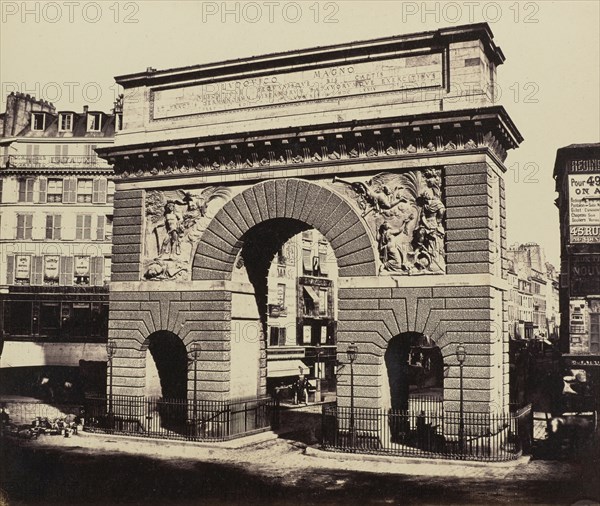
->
[98, 23, 522, 415]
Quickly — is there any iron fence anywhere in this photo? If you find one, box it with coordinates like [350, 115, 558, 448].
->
[83, 394, 277, 441]
[322, 404, 533, 462]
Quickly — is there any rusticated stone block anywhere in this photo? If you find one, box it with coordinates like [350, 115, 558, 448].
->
[284, 179, 299, 217]
[445, 183, 488, 197]
[241, 187, 263, 225]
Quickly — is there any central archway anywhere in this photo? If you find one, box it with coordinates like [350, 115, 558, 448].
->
[190, 178, 378, 401]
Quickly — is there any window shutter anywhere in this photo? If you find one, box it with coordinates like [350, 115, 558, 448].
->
[96, 215, 105, 241]
[92, 179, 100, 203]
[32, 256, 43, 285]
[84, 215, 92, 239]
[60, 256, 73, 286]
[92, 178, 107, 204]
[6, 255, 14, 285]
[18, 180, 25, 202]
[54, 215, 61, 240]
[55, 145, 61, 156]
[319, 251, 328, 274]
[91, 256, 103, 286]
[279, 327, 287, 346]
[63, 177, 76, 204]
[38, 177, 47, 203]
[16, 214, 24, 239]
[75, 215, 83, 240]
[98, 178, 107, 203]
[46, 215, 53, 239]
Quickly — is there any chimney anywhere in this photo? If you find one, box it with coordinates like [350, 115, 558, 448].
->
[83, 105, 89, 113]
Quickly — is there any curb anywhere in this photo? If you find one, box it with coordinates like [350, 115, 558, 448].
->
[78, 429, 279, 450]
[304, 445, 532, 468]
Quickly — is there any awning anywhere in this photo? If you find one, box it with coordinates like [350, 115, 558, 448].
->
[303, 285, 320, 302]
[268, 359, 309, 378]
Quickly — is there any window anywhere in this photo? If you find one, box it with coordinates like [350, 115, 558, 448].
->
[32, 113, 45, 131]
[302, 248, 312, 275]
[18, 178, 35, 202]
[96, 215, 112, 241]
[71, 303, 91, 336]
[107, 180, 115, 203]
[59, 113, 73, 131]
[277, 283, 286, 307]
[85, 144, 98, 162]
[47, 178, 63, 202]
[77, 179, 93, 203]
[319, 289, 328, 316]
[45, 215, 61, 240]
[103, 257, 111, 283]
[269, 326, 287, 347]
[39, 303, 61, 338]
[16, 214, 33, 239]
[43, 255, 60, 285]
[75, 215, 92, 240]
[73, 256, 90, 285]
[14, 255, 31, 283]
[105, 215, 113, 240]
[87, 113, 102, 132]
[7, 301, 32, 335]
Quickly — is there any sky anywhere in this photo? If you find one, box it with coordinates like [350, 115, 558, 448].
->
[1, 0, 599, 267]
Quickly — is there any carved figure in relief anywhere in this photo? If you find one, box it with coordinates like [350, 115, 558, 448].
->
[332, 175, 408, 217]
[144, 186, 231, 281]
[333, 169, 446, 275]
[160, 202, 183, 256]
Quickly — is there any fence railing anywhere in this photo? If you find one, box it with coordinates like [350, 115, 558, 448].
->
[83, 394, 277, 442]
[321, 404, 533, 462]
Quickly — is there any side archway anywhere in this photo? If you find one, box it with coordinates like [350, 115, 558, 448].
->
[144, 330, 188, 400]
[192, 178, 378, 280]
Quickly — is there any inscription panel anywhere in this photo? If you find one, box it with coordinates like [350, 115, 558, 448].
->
[152, 53, 443, 119]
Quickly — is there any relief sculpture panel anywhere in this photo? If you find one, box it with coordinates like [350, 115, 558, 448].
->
[143, 187, 231, 280]
[332, 168, 445, 274]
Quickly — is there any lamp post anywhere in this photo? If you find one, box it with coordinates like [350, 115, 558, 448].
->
[315, 342, 322, 403]
[106, 340, 117, 430]
[455, 343, 467, 453]
[347, 342, 358, 448]
[190, 342, 201, 434]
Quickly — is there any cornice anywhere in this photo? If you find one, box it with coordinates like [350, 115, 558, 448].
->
[99, 108, 520, 181]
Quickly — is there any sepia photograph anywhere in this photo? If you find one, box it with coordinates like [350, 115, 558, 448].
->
[0, 1, 599, 505]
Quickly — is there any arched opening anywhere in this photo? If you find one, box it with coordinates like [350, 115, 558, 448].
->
[384, 332, 443, 411]
[145, 330, 188, 400]
[232, 217, 339, 404]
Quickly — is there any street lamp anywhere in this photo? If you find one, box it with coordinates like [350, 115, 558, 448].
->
[190, 341, 201, 435]
[106, 339, 117, 430]
[315, 342, 323, 403]
[455, 343, 467, 453]
[347, 342, 358, 448]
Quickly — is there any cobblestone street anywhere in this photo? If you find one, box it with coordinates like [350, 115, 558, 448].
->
[1, 425, 598, 506]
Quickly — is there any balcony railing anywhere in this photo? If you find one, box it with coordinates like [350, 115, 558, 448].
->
[2, 154, 112, 169]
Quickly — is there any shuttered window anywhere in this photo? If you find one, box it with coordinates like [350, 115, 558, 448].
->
[92, 178, 107, 204]
[38, 177, 47, 203]
[16, 214, 33, 239]
[59, 256, 74, 286]
[45, 215, 62, 240]
[62, 177, 77, 203]
[18, 179, 34, 202]
[76, 215, 92, 240]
